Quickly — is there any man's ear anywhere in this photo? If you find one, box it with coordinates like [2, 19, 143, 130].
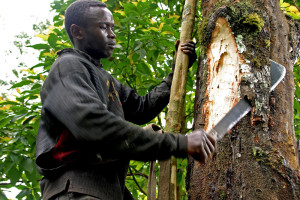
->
[70, 24, 84, 40]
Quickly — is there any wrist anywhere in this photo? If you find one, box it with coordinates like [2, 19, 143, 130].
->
[164, 70, 174, 87]
[174, 134, 188, 158]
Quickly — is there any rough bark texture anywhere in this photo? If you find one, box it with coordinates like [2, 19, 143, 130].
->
[186, 0, 300, 199]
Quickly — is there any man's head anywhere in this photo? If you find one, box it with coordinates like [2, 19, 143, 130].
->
[65, 0, 116, 60]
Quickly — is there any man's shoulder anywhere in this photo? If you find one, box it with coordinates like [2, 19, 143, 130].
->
[51, 49, 92, 73]
[56, 48, 85, 64]
[57, 48, 100, 67]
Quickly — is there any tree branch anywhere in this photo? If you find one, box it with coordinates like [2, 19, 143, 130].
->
[128, 167, 147, 196]
[127, 171, 149, 179]
[157, 115, 163, 128]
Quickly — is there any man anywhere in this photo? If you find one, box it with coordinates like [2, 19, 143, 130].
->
[35, 0, 216, 199]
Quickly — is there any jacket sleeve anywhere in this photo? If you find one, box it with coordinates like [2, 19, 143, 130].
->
[41, 56, 186, 161]
[116, 70, 174, 125]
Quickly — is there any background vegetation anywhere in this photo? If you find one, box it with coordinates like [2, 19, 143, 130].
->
[0, 0, 298, 199]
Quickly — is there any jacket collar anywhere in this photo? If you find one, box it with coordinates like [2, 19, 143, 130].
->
[57, 48, 103, 68]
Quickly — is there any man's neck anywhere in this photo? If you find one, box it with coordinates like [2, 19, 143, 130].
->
[74, 46, 101, 65]
[72, 47, 102, 67]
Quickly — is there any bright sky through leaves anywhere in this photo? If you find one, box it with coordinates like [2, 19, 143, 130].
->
[0, 0, 54, 83]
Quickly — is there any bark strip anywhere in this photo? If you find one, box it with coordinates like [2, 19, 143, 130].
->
[158, 0, 197, 199]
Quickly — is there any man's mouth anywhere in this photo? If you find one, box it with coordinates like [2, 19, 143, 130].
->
[108, 42, 116, 49]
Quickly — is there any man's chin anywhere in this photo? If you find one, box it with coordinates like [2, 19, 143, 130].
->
[104, 51, 114, 59]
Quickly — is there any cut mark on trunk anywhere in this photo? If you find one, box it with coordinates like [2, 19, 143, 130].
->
[203, 17, 243, 132]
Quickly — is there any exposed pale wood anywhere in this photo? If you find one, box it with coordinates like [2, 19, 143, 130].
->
[203, 17, 242, 132]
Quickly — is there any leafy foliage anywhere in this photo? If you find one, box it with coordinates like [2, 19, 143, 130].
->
[280, 0, 300, 19]
[294, 58, 300, 139]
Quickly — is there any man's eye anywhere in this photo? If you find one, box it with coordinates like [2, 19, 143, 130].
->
[100, 26, 107, 30]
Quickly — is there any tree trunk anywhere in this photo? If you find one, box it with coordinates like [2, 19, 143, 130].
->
[186, 0, 300, 199]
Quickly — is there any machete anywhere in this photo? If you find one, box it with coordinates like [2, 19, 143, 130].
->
[209, 60, 286, 141]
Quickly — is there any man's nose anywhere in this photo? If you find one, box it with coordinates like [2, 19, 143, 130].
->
[108, 28, 116, 38]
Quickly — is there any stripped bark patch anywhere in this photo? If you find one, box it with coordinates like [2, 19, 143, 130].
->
[202, 17, 243, 132]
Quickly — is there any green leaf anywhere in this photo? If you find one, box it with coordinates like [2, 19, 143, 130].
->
[137, 63, 153, 75]
[137, 49, 147, 59]
[12, 69, 19, 77]
[31, 83, 42, 90]
[295, 85, 300, 98]
[21, 158, 34, 174]
[0, 101, 20, 106]
[281, 2, 290, 7]
[0, 112, 9, 121]
[295, 100, 300, 115]
[280, 0, 283, 5]
[21, 88, 40, 95]
[53, 14, 61, 22]
[0, 117, 13, 129]
[7, 166, 22, 185]
[28, 43, 50, 50]
[10, 80, 33, 89]
[10, 153, 19, 163]
[286, 12, 300, 19]
[133, 41, 143, 51]
[16, 189, 31, 199]
[54, 20, 64, 26]
[20, 136, 30, 146]
[22, 115, 37, 125]
[25, 166, 41, 184]
[32, 117, 41, 132]
[30, 62, 45, 69]
[11, 112, 28, 123]
[48, 33, 58, 48]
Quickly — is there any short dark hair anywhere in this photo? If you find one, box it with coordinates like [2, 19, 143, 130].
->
[65, 0, 107, 44]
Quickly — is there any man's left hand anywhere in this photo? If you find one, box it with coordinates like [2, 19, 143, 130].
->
[175, 40, 197, 68]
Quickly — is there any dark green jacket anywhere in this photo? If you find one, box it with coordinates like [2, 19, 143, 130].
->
[35, 48, 187, 200]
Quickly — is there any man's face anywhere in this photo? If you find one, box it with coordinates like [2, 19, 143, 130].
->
[81, 7, 116, 60]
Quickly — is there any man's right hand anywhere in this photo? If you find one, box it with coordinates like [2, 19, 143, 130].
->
[187, 129, 216, 163]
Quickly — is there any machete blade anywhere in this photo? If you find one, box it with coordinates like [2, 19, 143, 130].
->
[270, 60, 286, 91]
[209, 60, 286, 141]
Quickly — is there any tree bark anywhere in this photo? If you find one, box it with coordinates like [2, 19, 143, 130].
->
[186, 0, 300, 199]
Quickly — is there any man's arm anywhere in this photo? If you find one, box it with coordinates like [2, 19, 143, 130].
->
[119, 40, 197, 125]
